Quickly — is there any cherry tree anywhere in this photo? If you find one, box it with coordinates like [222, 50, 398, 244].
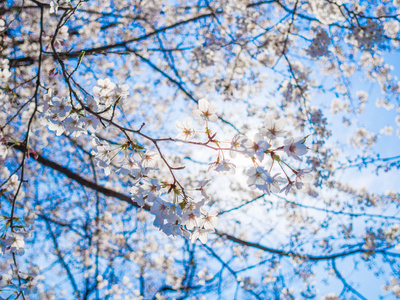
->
[1, 0, 400, 299]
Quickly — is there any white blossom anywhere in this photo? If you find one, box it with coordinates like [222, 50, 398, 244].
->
[0, 273, 12, 288]
[243, 133, 270, 162]
[229, 133, 248, 158]
[5, 232, 26, 255]
[192, 98, 218, 123]
[199, 208, 218, 231]
[259, 116, 286, 139]
[208, 159, 236, 174]
[283, 137, 308, 161]
[295, 169, 313, 190]
[191, 228, 214, 244]
[175, 118, 196, 140]
[246, 166, 274, 193]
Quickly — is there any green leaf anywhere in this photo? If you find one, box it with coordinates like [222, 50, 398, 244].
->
[77, 51, 85, 68]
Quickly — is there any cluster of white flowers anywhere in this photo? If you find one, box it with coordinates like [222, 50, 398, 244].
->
[349, 127, 377, 148]
[0, 59, 11, 86]
[280, 287, 295, 300]
[0, 131, 30, 283]
[0, 19, 6, 32]
[150, 196, 218, 244]
[348, 20, 384, 50]
[44, 25, 70, 51]
[128, 172, 218, 243]
[99, 97, 313, 244]
[383, 277, 400, 297]
[140, 100, 312, 244]
[309, 108, 323, 125]
[92, 78, 129, 110]
[0, 269, 38, 296]
[383, 20, 400, 40]
[0, 133, 8, 164]
[306, 28, 330, 58]
[39, 79, 129, 137]
[0, 231, 29, 256]
[309, 0, 345, 25]
[238, 276, 258, 291]
[178, 100, 312, 196]
[41, 89, 312, 246]
[380, 126, 394, 136]
[260, 23, 292, 56]
[0, 208, 36, 296]
[227, 123, 311, 195]
[383, 224, 400, 246]
[40, 93, 97, 137]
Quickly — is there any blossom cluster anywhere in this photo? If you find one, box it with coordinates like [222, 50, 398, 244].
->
[125, 154, 218, 244]
[0, 199, 36, 296]
[134, 98, 313, 243]
[45, 96, 312, 245]
[5, 77, 313, 251]
[0, 59, 11, 86]
[306, 28, 330, 58]
[0, 230, 29, 256]
[0, 270, 38, 297]
[176, 99, 312, 197]
[39, 79, 129, 137]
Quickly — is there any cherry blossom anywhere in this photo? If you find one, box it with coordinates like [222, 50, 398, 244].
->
[246, 166, 274, 193]
[0, 273, 12, 288]
[280, 181, 295, 196]
[5, 232, 26, 255]
[175, 117, 196, 140]
[48, 97, 71, 118]
[151, 197, 169, 227]
[181, 210, 201, 230]
[191, 228, 214, 244]
[129, 186, 146, 207]
[2, 0, 400, 298]
[283, 137, 308, 161]
[199, 209, 218, 231]
[162, 224, 190, 239]
[260, 116, 286, 140]
[0, 142, 8, 160]
[197, 179, 211, 199]
[208, 159, 236, 174]
[140, 150, 160, 168]
[192, 98, 218, 123]
[267, 173, 287, 195]
[243, 133, 270, 162]
[229, 133, 248, 158]
[294, 169, 313, 190]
